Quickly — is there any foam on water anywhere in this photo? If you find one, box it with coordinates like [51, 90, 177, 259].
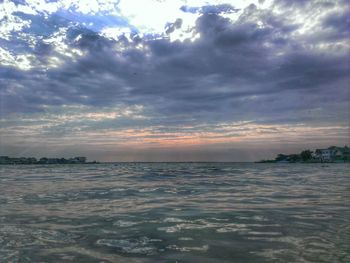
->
[96, 237, 159, 255]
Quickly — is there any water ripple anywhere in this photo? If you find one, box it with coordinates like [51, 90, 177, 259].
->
[0, 163, 349, 262]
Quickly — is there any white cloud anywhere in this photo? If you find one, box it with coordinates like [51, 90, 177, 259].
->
[67, 0, 119, 15]
[101, 26, 132, 41]
[0, 1, 32, 40]
[116, 0, 274, 41]
[43, 27, 84, 59]
[0, 47, 35, 70]
[24, 0, 62, 14]
[118, 0, 184, 34]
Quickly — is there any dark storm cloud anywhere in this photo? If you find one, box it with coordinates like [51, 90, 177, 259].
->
[322, 10, 350, 39]
[0, 0, 349, 129]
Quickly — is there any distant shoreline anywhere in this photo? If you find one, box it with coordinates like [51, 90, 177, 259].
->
[1, 146, 350, 165]
[257, 145, 350, 164]
[0, 156, 98, 165]
[255, 160, 349, 163]
[1, 161, 349, 165]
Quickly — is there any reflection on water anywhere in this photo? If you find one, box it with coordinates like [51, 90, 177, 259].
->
[0, 163, 349, 262]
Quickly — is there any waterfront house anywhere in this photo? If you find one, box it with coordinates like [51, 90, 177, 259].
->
[321, 149, 332, 160]
[315, 146, 349, 162]
[315, 149, 332, 161]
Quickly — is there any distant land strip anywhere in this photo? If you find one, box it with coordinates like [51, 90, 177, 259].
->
[257, 146, 350, 163]
[0, 156, 98, 165]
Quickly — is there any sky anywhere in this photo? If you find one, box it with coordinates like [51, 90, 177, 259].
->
[0, 0, 349, 162]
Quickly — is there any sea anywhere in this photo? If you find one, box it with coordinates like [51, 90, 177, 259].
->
[0, 163, 349, 263]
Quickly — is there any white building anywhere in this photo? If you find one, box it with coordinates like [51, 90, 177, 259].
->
[320, 149, 332, 161]
[315, 147, 342, 161]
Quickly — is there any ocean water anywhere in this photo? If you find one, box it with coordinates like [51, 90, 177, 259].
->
[0, 163, 349, 263]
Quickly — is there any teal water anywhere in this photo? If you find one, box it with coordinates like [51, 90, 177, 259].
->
[0, 163, 349, 262]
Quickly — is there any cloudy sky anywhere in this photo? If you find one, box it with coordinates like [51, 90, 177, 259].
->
[0, 0, 349, 161]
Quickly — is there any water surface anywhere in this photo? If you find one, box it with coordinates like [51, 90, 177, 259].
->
[0, 163, 349, 262]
